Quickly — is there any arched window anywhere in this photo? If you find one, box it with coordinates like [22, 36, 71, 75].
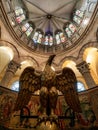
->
[64, 23, 76, 38]
[73, 10, 84, 25]
[11, 81, 19, 92]
[44, 34, 53, 46]
[15, 7, 26, 23]
[32, 30, 43, 44]
[21, 22, 34, 37]
[55, 31, 66, 44]
[75, 10, 84, 18]
[69, 24, 76, 33]
[77, 81, 85, 92]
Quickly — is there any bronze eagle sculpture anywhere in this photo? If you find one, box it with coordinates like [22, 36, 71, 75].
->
[14, 55, 81, 115]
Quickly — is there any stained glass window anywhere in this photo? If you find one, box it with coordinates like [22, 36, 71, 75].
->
[56, 34, 61, 44]
[65, 23, 76, 38]
[60, 32, 66, 42]
[32, 31, 43, 44]
[49, 35, 53, 46]
[73, 16, 81, 24]
[65, 28, 72, 37]
[77, 81, 85, 92]
[44, 34, 53, 46]
[44, 35, 49, 45]
[55, 31, 66, 44]
[11, 81, 19, 92]
[73, 10, 84, 25]
[15, 7, 26, 23]
[22, 23, 33, 37]
[75, 10, 84, 18]
[69, 24, 76, 33]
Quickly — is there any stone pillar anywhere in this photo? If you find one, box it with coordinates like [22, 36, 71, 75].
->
[77, 61, 96, 88]
[0, 60, 20, 87]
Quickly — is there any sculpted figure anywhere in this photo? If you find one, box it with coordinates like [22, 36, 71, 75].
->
[14, 55, 81, 118]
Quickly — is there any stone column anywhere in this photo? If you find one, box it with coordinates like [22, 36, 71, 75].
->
[77, 61, 96, 88]
[0, 60, 20, 87]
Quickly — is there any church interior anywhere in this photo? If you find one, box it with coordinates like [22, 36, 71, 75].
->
[0, 0, 98, 130]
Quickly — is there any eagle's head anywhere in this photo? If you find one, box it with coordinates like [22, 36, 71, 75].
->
[41, 55, 56, 88]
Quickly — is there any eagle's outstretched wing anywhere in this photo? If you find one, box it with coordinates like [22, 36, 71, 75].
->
[14, 67, 41, 111]
[55, 67, 81, 113]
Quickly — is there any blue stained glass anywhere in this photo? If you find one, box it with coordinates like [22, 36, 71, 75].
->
[11, 81, 19, 92]
[77, 82, 85, 92]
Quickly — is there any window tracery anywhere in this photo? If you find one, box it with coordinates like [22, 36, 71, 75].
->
[15, 7, 26, 23]
[73, 10, 84, 25]
[32, 30, 43, 44]
[55, 31, 66, 44]
[64, 23, 76, 38]
[4, 0, 97, 53]
[22, 22, 34, 37]
[44, 34, 53, 46]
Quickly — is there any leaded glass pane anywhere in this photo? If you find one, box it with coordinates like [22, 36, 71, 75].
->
[25, 27, 33, 36]
[49, 36, 53, 46]
[73, 16, 81, 24]
[60, 32, 66, 42]
[22, 23, 30, 32]
[44, 36, 49, 45]
[75, 10, 84, 18]
[16, 14, 25, 23]
[56, 34, 61, 44]
[16, 16, 21, 23]
[15, 7, 23, 16]
[65, 28, 72, 37]
[37, 33, 42, 43]
[33, 32, 39, 43]
[69, 24, 76, 33]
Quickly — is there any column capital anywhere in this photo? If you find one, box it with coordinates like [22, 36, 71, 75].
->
[76, 61, 90, 74]
[0, 60, 21, 87]
[76, 61, 96, 88]
[7, 60, 21, 74]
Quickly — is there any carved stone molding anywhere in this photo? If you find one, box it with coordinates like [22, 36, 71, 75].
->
[0, 60, 21, 87]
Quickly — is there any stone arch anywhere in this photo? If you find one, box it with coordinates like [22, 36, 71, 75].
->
[58, 56, 77, 67]
[19, 56, 39, 68]
[77, 41, 98, 63]
[0, 39, 20, 60]
[0, 46, 14, 74]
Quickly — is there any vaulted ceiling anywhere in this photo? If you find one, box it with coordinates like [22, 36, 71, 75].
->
[0, 0, 98, 89]
[2, 0, 97, 54]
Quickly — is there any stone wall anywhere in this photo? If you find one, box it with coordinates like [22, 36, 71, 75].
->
[0, 86, 98, 129]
